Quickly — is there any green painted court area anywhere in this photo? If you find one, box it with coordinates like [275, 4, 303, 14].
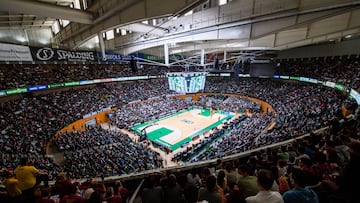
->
[199, 109, 211, 116]
[146, 127, 173, 140]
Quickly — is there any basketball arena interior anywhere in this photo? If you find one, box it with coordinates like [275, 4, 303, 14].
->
[0, 0, 359, 203]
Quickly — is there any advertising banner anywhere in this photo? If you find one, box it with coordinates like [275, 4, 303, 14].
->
[64, 81, 80, 86]
[350, 89, 360, 104]
[30, 47, 97, 62]
[28, 85, 48, 92]
[97, 52, 123, 62]
[0, 43, 33, 61]
[6, 87, 28, 95]
[48, 83, 65, 88]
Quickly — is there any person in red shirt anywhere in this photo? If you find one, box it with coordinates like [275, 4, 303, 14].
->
[60, 184, 85, 203]
[55, 172, 73, 199]
[105, 187, 122, 203]
[36, 188, 55, 203]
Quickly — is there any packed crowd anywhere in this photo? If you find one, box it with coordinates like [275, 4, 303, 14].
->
[0, 55, 358, 92]
[1, 117, 358, 203]
[0, 57, 358, 202]
[51, 125, 163, 179]
[193, 112, 274, 161]
[138, 117, 359, 203]
[61, 128, 163, 179]
[205, 77, 352, 135]
[0, 75, 355, 183]
[54, 125, 127, 151]
[197, 95, 261, 113]
[0, 63, 184, 90]
[276, 56, 360, 91]
[0, 79, 174, 181]
[1, 76, 354, 171]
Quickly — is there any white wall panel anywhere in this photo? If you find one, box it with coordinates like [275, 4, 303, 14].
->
[308, 13, 350, 37]
[275, 27, 307, 46]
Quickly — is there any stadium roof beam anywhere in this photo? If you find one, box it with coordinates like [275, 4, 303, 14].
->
[54, 0, 207, 49]
[0, 0, 93, 24]
[119, 3, 360, 56]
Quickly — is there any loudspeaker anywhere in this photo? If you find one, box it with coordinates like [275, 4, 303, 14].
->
[130, 57, 137, 73]
[214, 57, 219, 69]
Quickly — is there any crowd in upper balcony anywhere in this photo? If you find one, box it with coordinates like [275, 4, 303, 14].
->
[275, 55, 360, 91]
[0, 63, 184, 90]
[0, 55, 359, 92]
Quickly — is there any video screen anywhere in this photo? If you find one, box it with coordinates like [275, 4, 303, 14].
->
[167, 72, 206, 94]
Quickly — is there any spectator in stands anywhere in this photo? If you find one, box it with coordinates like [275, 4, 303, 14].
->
[246, 169, 284, 203]
[227, 183, 246, 203]
[36, 188, 55, 203]
[237, 165, 258, 198]
[88, 190, 104, 203]
[224, 162, 238, 189]
[329, 141, 360, 203]
[162, 174, 185, 203]
[105, 187, 122, 203]
[141, 174, 163, 203]
[15, 157, 48, 203]
[217, 170, 227, 194]
[282, 168, 319, 203]
[55, 172, 73, 199]
[3, 170, 22, 202]
[114, 180, 129, 203]
[59, 184, 85, 203]
[184, 169, 200, 203]
[198, 175, 223, 203]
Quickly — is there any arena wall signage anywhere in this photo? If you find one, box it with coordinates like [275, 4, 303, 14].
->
[0, 43, 33, 61]
[97, 52, 147, 63]
[5, 87, 28, 95]
[31, 47, 97, 62]
[97, 52, 123, 62]
[28, 85, 48, 92]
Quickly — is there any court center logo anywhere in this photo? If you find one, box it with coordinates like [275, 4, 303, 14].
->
[36, 48, 54, 60]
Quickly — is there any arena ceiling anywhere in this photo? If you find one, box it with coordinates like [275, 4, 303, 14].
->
[0, 0, 360, 61]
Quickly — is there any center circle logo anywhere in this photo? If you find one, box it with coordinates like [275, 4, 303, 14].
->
[36, 48, 54, 60]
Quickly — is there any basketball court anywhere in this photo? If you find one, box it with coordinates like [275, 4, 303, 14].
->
[132, 108, 234, 151]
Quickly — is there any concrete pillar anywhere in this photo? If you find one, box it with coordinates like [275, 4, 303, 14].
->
[201, 49, 205, 66]
[164, 43, 169, 66]
[98, 32, 106, 61]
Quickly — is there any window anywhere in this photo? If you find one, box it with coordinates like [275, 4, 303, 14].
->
[52, 21, 60, 34]
[121, 29, 127, 36]
[94, 36, 99, 43]
[106, 30, 114, 40]
[73, 0, 81, 9]
[61, 19, 70, 27]
[219, 0, 227, 6]
[82, 0, 88, 10]
[184, 10, 193, 16]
